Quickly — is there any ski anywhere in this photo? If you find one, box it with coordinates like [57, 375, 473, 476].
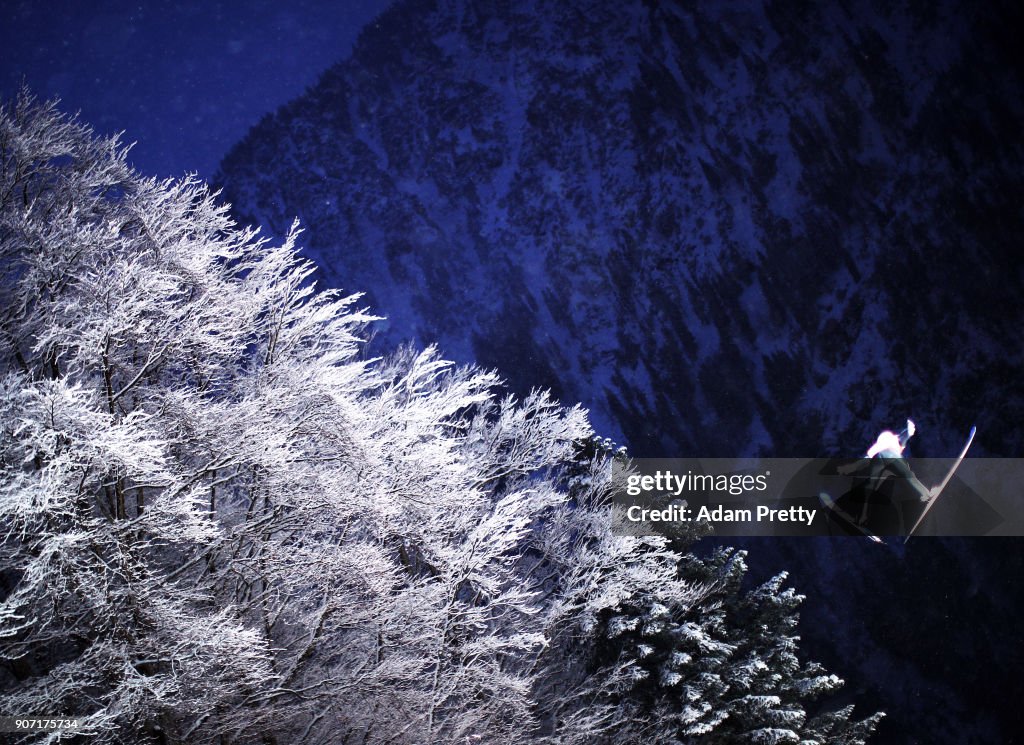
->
[904, 425, 976, 543]
[819, 492, 884, 543]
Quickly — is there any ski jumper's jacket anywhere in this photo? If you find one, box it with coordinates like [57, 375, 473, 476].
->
[863, 449, 930, 502]
[836, 445, 930, 529]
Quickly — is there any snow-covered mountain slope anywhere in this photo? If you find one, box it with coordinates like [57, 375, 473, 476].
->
[218, 0, 1021, 461]
[216, 1, 1024, 741]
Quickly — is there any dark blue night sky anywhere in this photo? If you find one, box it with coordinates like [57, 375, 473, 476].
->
[3, 1, 1023, 743]
[1, 0, 394, 179]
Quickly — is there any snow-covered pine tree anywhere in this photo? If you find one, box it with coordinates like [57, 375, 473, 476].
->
[0, 93, 880, 744]
[522, 441, 882, 744]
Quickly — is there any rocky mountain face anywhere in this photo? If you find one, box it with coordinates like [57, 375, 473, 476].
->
[216, 0, 1023, 741]
[218, 0, 1021, 460]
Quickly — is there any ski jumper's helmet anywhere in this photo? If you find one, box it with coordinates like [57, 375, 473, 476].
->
[867, 419, 916, 458]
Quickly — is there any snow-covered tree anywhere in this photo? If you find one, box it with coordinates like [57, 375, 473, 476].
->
[521, 442, 882, 745]
[0, 93, 879, 744]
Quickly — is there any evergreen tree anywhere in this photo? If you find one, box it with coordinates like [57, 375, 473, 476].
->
[526, 442, 882, 744]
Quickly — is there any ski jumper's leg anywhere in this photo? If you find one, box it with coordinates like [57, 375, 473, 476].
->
[884, 459, 929, 534]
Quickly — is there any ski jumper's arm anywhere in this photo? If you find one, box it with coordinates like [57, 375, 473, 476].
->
[836, 457, 871, 475]
[879, 457, 930, 500]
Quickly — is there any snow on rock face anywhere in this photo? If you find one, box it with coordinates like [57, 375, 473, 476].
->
[217, 0, 1022, 462]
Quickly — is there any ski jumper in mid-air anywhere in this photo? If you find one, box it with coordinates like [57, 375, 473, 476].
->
[836, 419, 934, 534]
[821, 421, 976, 540]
